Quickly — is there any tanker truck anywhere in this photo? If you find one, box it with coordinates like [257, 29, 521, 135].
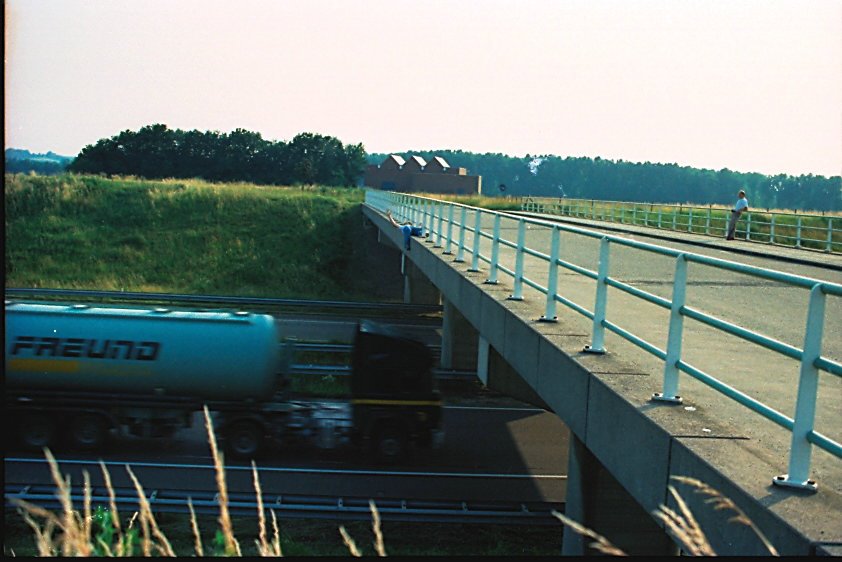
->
[5, 300, 444, 463]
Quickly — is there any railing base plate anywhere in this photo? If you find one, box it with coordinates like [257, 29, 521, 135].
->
[538, 316, 558, 323]
[651, 393, 683, 404]
[582, 345, 606, 355]
[772, 475, 817, 493]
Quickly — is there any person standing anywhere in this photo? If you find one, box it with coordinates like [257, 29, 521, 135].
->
[725, 190, 749, 240]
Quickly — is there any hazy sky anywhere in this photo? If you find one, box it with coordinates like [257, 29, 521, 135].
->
[5, 0, 842, 177]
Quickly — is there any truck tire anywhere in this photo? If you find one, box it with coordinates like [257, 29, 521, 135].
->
[224, 421, 264, 460]
[20, 412, 56, 451]
[68, 413, 109, 451]
[373, 426, 407, 464]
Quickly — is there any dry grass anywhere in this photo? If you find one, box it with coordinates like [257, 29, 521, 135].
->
[7, 405, 390, 557]
[8, 410, 776, 557]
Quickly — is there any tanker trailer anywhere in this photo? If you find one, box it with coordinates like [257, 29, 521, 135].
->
[6, 300, 444, 463]
[5, 300, 281, 451]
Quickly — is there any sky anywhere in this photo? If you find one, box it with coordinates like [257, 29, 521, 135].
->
[4, 0, 842, 178]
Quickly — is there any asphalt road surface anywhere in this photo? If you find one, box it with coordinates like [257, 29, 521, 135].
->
[5, 402, 568, 509]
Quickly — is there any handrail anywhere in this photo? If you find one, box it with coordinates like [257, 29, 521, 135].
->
[368, 189, 842, 491]
[520, 196, 842, 253]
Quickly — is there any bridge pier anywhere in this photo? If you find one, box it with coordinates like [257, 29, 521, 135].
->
[484, 344, 551, 410]
[562, 434, 679, 556]
[440, 299, 478, 371]
[402, 256, 441, 306]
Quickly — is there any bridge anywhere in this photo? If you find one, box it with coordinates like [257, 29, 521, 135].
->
[362, 190, 842, 556]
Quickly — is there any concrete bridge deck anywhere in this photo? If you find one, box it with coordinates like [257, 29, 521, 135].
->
[363, 198, 841, 556]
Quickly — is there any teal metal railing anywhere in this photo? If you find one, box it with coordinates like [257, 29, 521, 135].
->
[520, 196, 842, 253]
[367, 189, 842, 491]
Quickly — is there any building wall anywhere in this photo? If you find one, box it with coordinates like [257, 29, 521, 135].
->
[364, 156, 481, 195]
[411, 172, 482, 195]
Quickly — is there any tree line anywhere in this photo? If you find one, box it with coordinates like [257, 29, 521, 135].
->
[68, 124, 366, 187]
[369, 150, 842, 212]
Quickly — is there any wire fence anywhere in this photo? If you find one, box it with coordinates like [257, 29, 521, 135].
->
[520, 197, 842, 253]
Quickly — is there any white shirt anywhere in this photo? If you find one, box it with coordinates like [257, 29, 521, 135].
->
[734, 197, 748, 212]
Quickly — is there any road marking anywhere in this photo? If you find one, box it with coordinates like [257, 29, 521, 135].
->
[6, 457, 566, 479]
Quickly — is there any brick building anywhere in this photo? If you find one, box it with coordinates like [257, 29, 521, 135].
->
[364, 154, 482, 195]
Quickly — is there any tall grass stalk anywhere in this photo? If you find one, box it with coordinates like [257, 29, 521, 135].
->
[202, 405, 241, 556]
[339, 526, 363, 557]
[370, 500, 386, 556]
[551, 510, 627, 556]
[187, 498, 205, 556]
[664, 476, 779, 556]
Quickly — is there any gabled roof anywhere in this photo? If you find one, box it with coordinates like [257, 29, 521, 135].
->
[385, 154, 406, 166]
[409, 155, 427, 167]
[431, 156, 450, 169]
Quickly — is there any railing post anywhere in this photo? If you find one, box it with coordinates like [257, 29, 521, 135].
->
[796, 216, 803, 248]
[746, 213, 752, 241]
[688, 209, 694, 232]
[705, 206, 711, 235]
[509, 219, 526, 300]
[645, 206, 650, 227]
[444, 204, 454, 255]
[584, 237, 610, 354]
[485, 214, 502, 284]
[408, 196, 417, 225]
[434, 203, 444, 248]
[773, 284, 826, 492]
[652, 254, 687, 403]
[657, 208, 662, 228]
[425, 200, 434, 241]
[672, 207, 677, 230]
[455, 206, 467, 262]
[770, 215, 777, 244]
[826, 219, 833, 252]
[469, 209, 482, 272]
[621, 206, 626, 224]
[633, 206, 637, 225]
[540, 226, 561, 322]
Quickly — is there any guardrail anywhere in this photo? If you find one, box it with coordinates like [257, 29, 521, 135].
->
[5, 484, 562, 526]
[520, 197, 842, 253]
[286, 343, 474, 380]
[3, 288, 443, 314]
[366, 189, 842, 491]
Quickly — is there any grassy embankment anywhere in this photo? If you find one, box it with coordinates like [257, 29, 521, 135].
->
[5, 174, 379, 298]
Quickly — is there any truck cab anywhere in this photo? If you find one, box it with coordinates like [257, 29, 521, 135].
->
[350, 320, 444, 462]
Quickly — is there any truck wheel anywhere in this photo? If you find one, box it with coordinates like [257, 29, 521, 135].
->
[68, 414, 109, 451]
[225, 421, 263, 460]
[20, 413, 56, 451]
[374, 427, 407, 464]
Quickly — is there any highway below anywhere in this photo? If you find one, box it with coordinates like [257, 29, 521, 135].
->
[5, 399, 568, 523]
